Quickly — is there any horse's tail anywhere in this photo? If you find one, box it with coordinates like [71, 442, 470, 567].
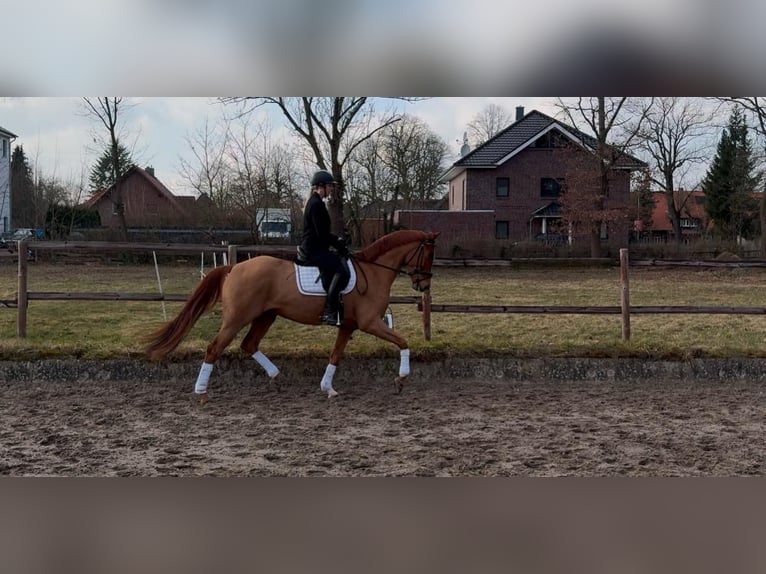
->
[144, 265, 233, 360]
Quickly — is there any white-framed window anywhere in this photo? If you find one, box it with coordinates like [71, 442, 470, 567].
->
[680, 218, 698, 229]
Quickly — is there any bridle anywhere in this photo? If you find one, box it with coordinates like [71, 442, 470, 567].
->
[353, 239, 435, 291]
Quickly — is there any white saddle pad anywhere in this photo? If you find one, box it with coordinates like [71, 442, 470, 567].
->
[294, 260, 356, 296]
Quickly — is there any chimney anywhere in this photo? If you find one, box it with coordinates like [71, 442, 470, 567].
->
[516, 106, 525, 121]
[145, 166, 155, 177]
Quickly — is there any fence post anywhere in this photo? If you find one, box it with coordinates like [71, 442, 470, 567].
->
[422, 291, 431, 341]
[620, 248, 630, 341]
[17, 240, 28, 338]
[228, 245, 238, 266]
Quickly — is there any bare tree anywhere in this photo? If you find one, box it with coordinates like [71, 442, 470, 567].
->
[556, 97, 652, 257]
[345, 134, 396, 242]
[466, 102, 513, 147]
[178, 116, 235, 224]
[344, 115, 448, 239]
[219, 97, 423, 234]
[380, 115, 448, 224]
[80, 97, 135, 240]
[225, 115, 299, 243]
[634, 98, 715, 243]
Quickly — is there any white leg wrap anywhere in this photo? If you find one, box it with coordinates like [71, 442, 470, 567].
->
[252, 351, 279, 378]
[399, 349, 410, 377]
[320, 363, 337, 394]
[195, 362, 214, 394]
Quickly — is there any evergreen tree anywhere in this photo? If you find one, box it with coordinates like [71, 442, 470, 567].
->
[89, 141, 134, 193]
[702, 107, 760, 239]
[10, 145, 36, 228]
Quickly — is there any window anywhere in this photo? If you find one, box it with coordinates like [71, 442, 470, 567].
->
[541, 178, 562, 198]
[2, 139, 6, 158]
[532, 129, 568, 148]
[495, 220, 509, 239]
[680, 218, 698, 229]
[600, 221, 608, 240]
[496, 177, 509, 198]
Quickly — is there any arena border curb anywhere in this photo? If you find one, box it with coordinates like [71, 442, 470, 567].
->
[2, 356, 766, 385]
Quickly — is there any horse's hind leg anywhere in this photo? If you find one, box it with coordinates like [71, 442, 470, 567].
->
[320, 326, 355, 398]
[240, 311, 280, 383]
[194, 321, 245, 404]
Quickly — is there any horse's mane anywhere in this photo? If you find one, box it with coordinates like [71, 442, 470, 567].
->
[355, 230, 429, 262]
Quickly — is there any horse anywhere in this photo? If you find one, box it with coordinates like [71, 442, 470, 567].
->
[144, 229, 440, 401]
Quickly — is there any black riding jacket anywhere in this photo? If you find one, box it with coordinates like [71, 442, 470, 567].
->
[300, 192, 342, 257]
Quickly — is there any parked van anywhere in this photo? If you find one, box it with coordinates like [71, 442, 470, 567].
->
[11, 228, 34, 240]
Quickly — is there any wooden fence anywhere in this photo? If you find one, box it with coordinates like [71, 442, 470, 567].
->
[5, 240, 429, 339]
[6, 241, 766, 342]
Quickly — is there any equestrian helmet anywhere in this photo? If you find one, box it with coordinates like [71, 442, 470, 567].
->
[311, 169, 335, 186]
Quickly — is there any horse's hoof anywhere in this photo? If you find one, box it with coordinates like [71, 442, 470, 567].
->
[197, 392, 209, 406]
[327, 389, 339, 398]
[394, 376, 408, 394]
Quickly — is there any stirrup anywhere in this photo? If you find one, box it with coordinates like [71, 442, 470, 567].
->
[320, 311, 341, 326]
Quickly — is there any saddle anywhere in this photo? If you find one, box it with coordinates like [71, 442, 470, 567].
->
[294, 248, 356, 297]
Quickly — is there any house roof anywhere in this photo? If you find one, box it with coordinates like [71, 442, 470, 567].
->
[440, 109, 646, 182]
[649, 190, 708, 232]
[530, 201, 562, 218]
[0, 126, 18, 139]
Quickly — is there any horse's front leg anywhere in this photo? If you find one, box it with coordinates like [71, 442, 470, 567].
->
[320, 326, 355, 398]
[358, 318, 410, 394]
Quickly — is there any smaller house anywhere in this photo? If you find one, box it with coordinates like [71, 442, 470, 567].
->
[82, 166, 193, 229]
[643, 190, 709, 242]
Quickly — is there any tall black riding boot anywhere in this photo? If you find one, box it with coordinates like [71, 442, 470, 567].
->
[320, 273, 344, 326]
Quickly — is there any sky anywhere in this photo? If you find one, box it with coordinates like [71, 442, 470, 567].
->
[0, 97, 561, 197]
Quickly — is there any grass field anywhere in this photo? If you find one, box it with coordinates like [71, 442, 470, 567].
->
[2, 261, 766, 360]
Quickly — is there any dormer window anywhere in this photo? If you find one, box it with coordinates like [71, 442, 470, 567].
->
[533, 129, 567, 148]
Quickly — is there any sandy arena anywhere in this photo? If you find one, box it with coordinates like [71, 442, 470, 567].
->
[1, 368, 763, 476]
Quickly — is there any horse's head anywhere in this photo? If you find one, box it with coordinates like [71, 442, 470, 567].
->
[405, 232, 440, 292]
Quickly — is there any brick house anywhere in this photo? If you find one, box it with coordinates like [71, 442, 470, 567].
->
[396, 107, 646, 252]
[82, 166, 194, 229]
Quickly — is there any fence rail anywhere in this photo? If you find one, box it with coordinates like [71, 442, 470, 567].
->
[8, 241, 766, 343]
[418, 304, 766, 315]
[8, 241, 429, 338]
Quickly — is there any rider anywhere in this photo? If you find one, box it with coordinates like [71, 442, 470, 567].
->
[300, 169, 350, 326]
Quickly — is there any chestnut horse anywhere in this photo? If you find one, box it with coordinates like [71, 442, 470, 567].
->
[144, 230, 439, 401]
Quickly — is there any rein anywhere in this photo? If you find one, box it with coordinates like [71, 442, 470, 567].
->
[352, 239, 435, 294]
